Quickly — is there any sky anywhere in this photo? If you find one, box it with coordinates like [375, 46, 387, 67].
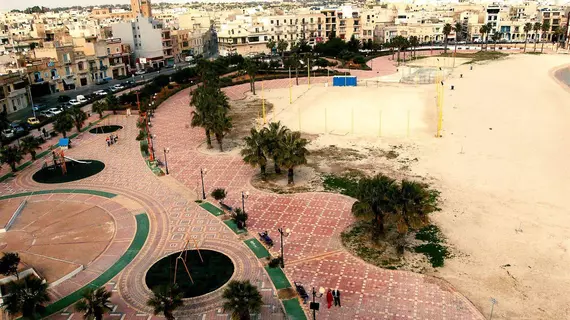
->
[1, 0, 130, 11]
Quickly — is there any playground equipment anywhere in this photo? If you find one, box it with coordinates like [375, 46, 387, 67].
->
[47, 148, 67, 175]
[63, 156, 91, 164]
[172, 237, 203, 286]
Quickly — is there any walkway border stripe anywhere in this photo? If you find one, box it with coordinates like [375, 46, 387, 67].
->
[282, 299, 308, 320]
[199, 202, 224, 216]
[0, 189, 117, 201]
[42, 213, 149, 316]
[264, 266, 291, 290]
[244, 238, 270, 259]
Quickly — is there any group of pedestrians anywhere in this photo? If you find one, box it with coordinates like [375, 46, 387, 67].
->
[106, 134, 118, 147]
[326, 289, 342, 308]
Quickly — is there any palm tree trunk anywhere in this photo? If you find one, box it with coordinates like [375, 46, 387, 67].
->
[10, 163, 16, 172]
[205, 129, 212, 149]
[216, 134, 223, 152]
[62, 131, 67, 138]
[396, 49, 400, 65]
[260, 164, 266, 180]
[524, 37, 527, 52]
[31, 151, 36, 160]
[444, 39, 448, 54]
[534, 36, 537, 52]
[273, 157, 281, 174]
[96, 313, 103, 320]
[287, 167, 294, 184]
[541, 39, 545, 53]
[375, 212, 385, 236]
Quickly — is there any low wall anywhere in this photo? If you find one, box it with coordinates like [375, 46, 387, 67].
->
[0, 200, 26, 233]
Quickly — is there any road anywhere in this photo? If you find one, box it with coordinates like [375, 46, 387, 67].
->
[9, 64, 189, 122]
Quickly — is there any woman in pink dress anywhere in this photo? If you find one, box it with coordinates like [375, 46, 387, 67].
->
[326, 289, 333, 308]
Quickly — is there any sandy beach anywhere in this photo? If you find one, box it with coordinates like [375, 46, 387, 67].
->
[265, 53, 570, 319]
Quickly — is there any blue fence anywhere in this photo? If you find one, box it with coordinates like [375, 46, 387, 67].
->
[332, 76, 357, 87]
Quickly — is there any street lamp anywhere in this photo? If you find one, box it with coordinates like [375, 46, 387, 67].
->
[241, 191, 249, 213]
[200, 168, 207, 200]
[150, 134, 156, 160]
[277, 227, 291, 268]
[163, 147, 169, 175]
[311, 287, 325, 320]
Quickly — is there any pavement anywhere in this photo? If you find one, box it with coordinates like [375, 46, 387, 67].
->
[0, 53, 485, 319]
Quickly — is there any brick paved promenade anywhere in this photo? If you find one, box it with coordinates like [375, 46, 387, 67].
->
[0, 54, 484, 319]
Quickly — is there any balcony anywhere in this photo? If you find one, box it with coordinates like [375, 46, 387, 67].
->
[8, 88, 27, 98]
[33, 77, 45, 84]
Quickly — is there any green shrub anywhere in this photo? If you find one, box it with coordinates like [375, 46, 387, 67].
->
[268, 256, 282, 268]
[140, 140, 149, 155]
[414, 243, 449, 268]
[353, 55, 365, 64]
[136, 130, 147, 141]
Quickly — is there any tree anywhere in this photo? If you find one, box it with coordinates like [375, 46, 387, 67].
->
[190, 79, 230, 149]
[105, 94, 120, 115]
[222, 280, 263, 320]
[241, 128, 268, 180]
[92, 101, 106, 119]
[147, 284, 183, 320]
[263, 121, 290, 174]
[390, 180, 440, 234]
[232, 207, 248, 229]
[523, 22, 533, 52]
[277, 39, 288, 57]
[3, 275, 50, 319]
[266, 39, 276, 53]
[70, 107, 88, 132]
[210, 109, 232, 152]
[409, 36, 420, 59]
[352, 174, 397, 237]
[0, 146, 24, 172]
[541, 21, 550, 53]
[211, 188, 227, 204]
[479, 25, 488, 50]
[443, 23, 452, 54]
[491, 32, 502, 50]
[453, 22, 463, 56]
[0, 252, 20, 280]
[74, 287, 113, 320]
[533, 22, 542, 52]
[278, 131, 309, 185]
[20, 136, 42, 160]
[284, 53, 302, 86]
[53, 112, 74, 138]
[243, 58, 258, 95]
[347, 35, 361, 52]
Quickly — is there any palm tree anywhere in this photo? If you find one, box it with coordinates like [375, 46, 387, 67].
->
[352, 174, 397, 237]
[263, 121, 290, 174]
[479, 25, 488, 50]
[147, 284, 184, 320]
[20, 136, 42, 160]
[277, 39, 288, 57]
[286, 53, 301, 85]
[533, 22, 542, 52]
[3, 275, 50, 319]
[453, 22, 462, 56]
[523, 22, 533, 52]
[541, 21, 550, 53]
[70, 107, 88, 132]
[241, 128, 268, 180]
[0, 252, 20, 280]
[210, 109, 232, 152]
[105, 94, 120, 115]
[74, 287, 113, 320]
[222, 280, 263, 320]
[190, 83, 230, 149]
[53, 111, 74, 138]
[491, 32, 502, 50]
[266, 39, 276, 53]
[390, 180, 440, 234]
[211, 188, 227, 204]
[0, 145, 24, 172]
[409, 36, 420, 59]
[443, 23, 452, 54]
[279, 131, 309, 185]
[92, 101, 106, 119]
[243, 58, 258, 95]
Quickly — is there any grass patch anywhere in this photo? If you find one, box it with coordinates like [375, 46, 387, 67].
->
[414, 225, 449, 268]
[322, 172, 362, 197]
[440, 51, 507, 64]
[341, 220, 402, 269]
[525, 51, 543, 55]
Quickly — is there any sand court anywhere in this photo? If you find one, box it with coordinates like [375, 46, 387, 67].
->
[266, 84, 436, 138]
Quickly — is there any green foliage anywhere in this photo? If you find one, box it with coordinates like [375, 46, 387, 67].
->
[146, 284, 184, 320]
[92, 101, 106, 118]
[74, 287, 113, 320]
[222, 280, 263, 320]
[352, 55, 365, 64]
[415, 224, 442, 243]
[3, 275, 50, 319]
[414, 243, 449, 268]
[140, 140, 149, 155]
[136, 130, 148, 141]
[322, 173, 360, 197]
[70, 107, 88, 132]
[0, 145, 24, 172]
[241, 128, 268, 179]
[53, 112, 74, 138]
[105, 94, 120, 114]
[171, 66, 198, 84]
[20, 136, 42, 160]
[268, 256, 282, 268]
[232, 207, 248, 229]
[211, 188, 227, 202]
[278, 131, 309, 185]
[0, 252, 20, 278]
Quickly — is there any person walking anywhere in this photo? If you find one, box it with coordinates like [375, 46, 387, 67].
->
[332, 289, 341, 307]
[326, 289, 333, 309]
[106, 137, 110, 147]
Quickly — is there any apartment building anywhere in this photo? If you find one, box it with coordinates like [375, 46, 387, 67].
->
[33, 42, 77, 92]
[172, 29, 204, 61]
[217, 19, 270, 56]
[0, 73, 31, 115]
[540, 9, 566, 41]
[321, 6, 362, 41]
[112, 15, 171, 69]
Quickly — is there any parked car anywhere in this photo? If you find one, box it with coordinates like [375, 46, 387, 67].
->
[32, 104, 46, 111]
[76, 95, 88, 103]
[135, 70, 146, 75]
[124, 80, 135, 87]
[110, 84, 125, 92]
[27, 117, 40, 125]
[1, 129, 14, 139]
[96, 79, 109, 85]
[9, 121, 26, 134]
[40, 110, 55, 118]
[68, 99, 82, 106]
[94, 90, 108, 96]
[57, 95, 71, 102]
[48, 108, 62, 115]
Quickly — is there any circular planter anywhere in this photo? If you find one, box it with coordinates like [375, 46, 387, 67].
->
[89, 125, 123, 134]
[32, 160, 105, 184]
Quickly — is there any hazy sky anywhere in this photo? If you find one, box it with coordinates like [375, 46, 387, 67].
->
[1, 0, 131, 11]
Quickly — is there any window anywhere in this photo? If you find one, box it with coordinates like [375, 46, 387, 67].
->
[116, 48, 120, 52]
[271, 20, 273, 24]
[107, 48, 111, 54]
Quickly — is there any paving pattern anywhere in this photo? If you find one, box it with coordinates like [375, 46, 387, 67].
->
[0, 54, 485, 319]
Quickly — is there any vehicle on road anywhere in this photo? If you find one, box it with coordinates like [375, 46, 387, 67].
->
[27, 117, 40, 125]
[110, 84, 125, 92]
[96, 79, 109, 85]
[76, 95, 88, 103]
[68, 99, 82, 106]
[10, 121, 27, 134]
[135, 70, 146, 75]
[124, 80, 135, 87]
[94, 90, 108, 96]
[40, 110, 55, 118]
[57, 95, 71, 102]
[32, 104, 46, 111]
[184, 56, 195, 62]
[1, 129, 14, 139]
[48, 108, 62, 115]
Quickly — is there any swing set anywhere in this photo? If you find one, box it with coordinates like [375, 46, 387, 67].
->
[172, 237, 203, 286]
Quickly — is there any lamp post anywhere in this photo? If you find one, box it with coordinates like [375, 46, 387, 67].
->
[241, 191, 249, 213]
[311, 287, 325, 320]
[163, 147, 169, 175]
[150, 134, 156, 160]
[200, 168, 207, 200]
[277, 227, 291, 268]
